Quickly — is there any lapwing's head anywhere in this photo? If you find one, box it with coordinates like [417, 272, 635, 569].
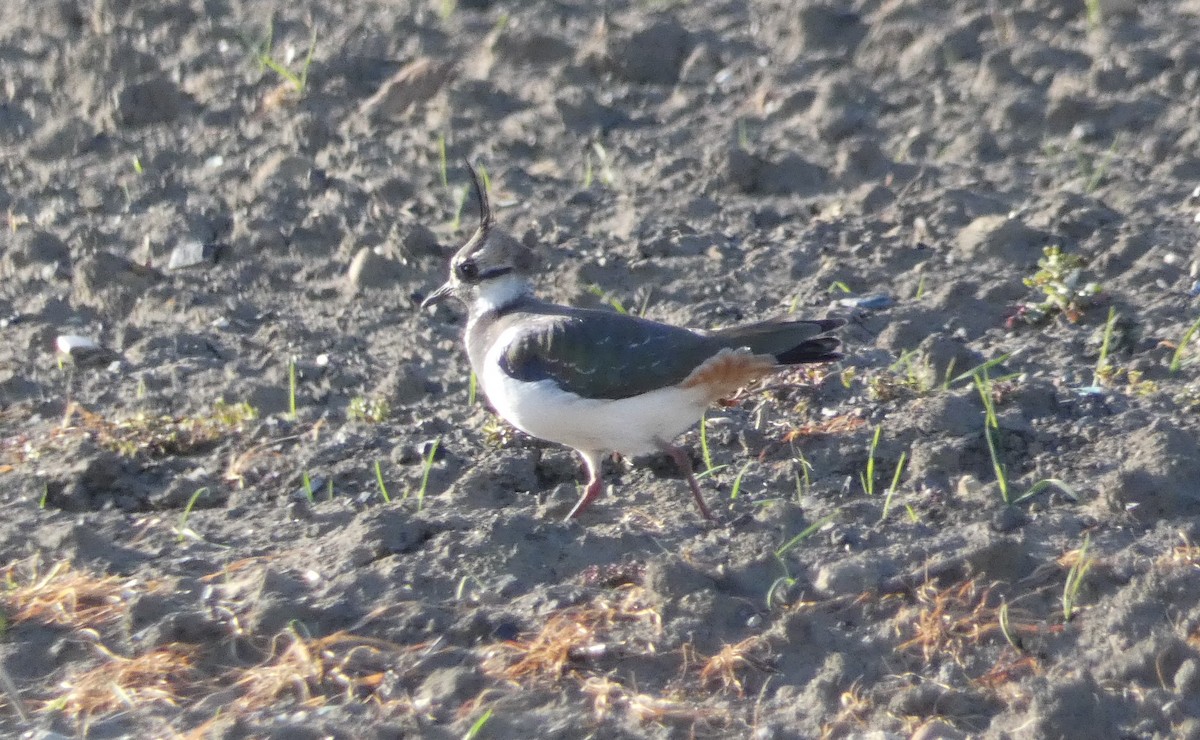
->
[421, 162, 534, 312]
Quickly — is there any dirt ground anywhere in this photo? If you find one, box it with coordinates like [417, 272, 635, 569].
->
[3, 0, 1200, 737]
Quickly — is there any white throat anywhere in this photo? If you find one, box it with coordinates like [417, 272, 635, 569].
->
[471, 272, 532, 315]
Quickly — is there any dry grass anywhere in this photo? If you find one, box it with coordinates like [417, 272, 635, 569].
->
[1, 558, 150, 631]
[896, 579, 1037, 667]
[693, 635, 774, 698]
[580, 676, 726, 727]
[231, 625, 405, 710]
[1155, 533, 1200, 570]
[974, 653, 1041, 693]
[781, 414, 866, 441]
[47, 643, 202, 719]
[484, 586, 660, 684]
[819, 680, 872, 739]
[3, 401, 256, 467]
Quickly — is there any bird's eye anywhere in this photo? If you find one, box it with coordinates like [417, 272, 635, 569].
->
[453, 261, 477, 281]
[455, 260, 480, 281]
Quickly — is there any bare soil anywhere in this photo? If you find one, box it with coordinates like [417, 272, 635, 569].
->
[3, 0, 1200, 737]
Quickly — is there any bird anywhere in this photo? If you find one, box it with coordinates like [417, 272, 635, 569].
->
[421, 164, 843, 521]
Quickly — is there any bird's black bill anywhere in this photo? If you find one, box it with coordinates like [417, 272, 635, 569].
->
[420, 281, 455, 309]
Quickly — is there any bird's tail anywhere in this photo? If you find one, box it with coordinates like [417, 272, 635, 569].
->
[708, 318, 844, 365]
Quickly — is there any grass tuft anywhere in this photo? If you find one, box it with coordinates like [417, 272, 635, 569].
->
[49, 643, 202, 719]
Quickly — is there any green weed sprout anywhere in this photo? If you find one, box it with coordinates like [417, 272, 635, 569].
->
[767, 514, 835, 608]
[1170, 316, 1200, 373]
[259, 24, 317, 95]
[1016, 246, 1101, 325]
[879, 451, 908, 522]
[177, 488, 208, 543]
[860, 425, 882, 496]
[374, 460, 391, 504]
[415, 439, 440, 511]
[1062, 534, 1094, 622]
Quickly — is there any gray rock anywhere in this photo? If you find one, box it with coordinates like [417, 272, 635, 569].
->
[167, 240, 220, 270]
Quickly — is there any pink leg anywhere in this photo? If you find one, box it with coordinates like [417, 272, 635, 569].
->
[565, 450, 606, 521]
[660, 444, 714, 521]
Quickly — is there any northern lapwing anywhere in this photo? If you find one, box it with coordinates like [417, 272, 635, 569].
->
[421, 164, 843, 521]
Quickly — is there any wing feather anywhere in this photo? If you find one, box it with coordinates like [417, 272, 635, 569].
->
[498, 311, 723, 400]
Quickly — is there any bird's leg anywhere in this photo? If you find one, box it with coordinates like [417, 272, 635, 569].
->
[660, 443, 715, 521]
[565, 450, 606, 521]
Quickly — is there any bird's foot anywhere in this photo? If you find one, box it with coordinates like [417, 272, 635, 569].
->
[565, 477, 605, 522]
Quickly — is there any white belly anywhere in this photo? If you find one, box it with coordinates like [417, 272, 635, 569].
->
[479, 338, 709, 456]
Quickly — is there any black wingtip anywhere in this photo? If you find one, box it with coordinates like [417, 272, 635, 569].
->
[775, 336, 843, 365]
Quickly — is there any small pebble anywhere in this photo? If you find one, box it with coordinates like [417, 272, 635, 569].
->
[168, 240, 219, 270]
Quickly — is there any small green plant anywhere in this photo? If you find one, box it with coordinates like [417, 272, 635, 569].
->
[450, 183, 469, 231]
[464, 707, 494, 739]
[1170, 316, 1200, 373]
[437, 133, 449, 187]
[1062, 534, 1094, 622]
[586, 284, 629, 314]
[998, 600, 1022, 652]
[301, 471, 314, 503]
[374, 460, 391, 504]
[972, 368, 1079, 506]
[476, 164, 491, 197]
[1083, 0, 1102, 29]
[287, 359, 298, 421]
[1085, 135, 1121, 193]
[467, 371, 478, 406]
[438, 0, 457, 21]
[792, 446, 813, 502]
[944, 354, 1012, 389]
[973, 369, 1010, 504]
[859, 425, 882, 496]
[39, 482, 48, 509]
[1014, 246, 1101, 325]
[348, 396, 390, 423]
[767, 515, 835, 608]
[1093, 307, 1118, 386]
[914, 274, 927, 300]
[827, 281, 852, 295]
[414, 439, 440, 511]
[257, 23, 317, 95]
[177, 488, 208, 543]
[213, 400, 259, 427]
[589, 141, 616, 186]
[736, 118, 751, 150]
[729, 462, 752, 500]
[582, 149, 594, 188]
[879, 451, 908, 522]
